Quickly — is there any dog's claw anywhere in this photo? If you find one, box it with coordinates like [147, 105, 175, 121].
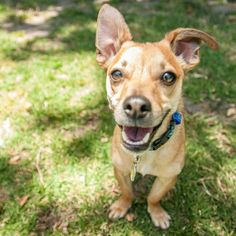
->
[148, 206, 171, 229]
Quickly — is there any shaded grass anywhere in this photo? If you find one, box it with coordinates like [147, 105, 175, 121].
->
[0, 0, 235, 235]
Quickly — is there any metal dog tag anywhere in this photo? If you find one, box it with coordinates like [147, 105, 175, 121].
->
[130, 155, 140, 182]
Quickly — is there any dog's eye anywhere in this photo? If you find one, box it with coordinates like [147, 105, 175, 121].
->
[111, 70, 123, 81]
[161, 72, 176, 85]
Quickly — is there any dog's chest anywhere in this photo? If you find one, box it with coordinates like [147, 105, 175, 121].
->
[133, 150, 183, 178]
[136, 155, 155, 176]
[134, 151, 162, 177]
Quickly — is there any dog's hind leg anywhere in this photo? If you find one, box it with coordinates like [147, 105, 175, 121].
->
[108, 167, 134, 220]
[147, 176, 177, 229]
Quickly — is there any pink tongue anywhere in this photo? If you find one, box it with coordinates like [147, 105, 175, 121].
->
[124, 127, 153, 142]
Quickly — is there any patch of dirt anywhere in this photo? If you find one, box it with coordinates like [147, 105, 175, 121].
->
[1, 0, 159, 43]
[184, 98, 236, 123]
[210, 2, 236, 15]
[209, 127, 235, 155]
[185, 97, 235, 154]
[1, 0, 78, 42]
[36, 209, 61, 232]
[2, 8, 60, 42]
[208, 1, 236, 23]
[35, 207, 76, 234]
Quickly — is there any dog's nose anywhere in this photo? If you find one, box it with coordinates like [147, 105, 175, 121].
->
[123, 96, 151, 119]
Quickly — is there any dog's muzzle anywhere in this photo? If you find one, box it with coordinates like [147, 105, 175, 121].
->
[118, 96, 170, 152]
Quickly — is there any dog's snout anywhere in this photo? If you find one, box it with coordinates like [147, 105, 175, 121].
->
[123, 96, 151, 119]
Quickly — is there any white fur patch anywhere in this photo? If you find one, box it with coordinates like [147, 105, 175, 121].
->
[113, 47, 143, 69]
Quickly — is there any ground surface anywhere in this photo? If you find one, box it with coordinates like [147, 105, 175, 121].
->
[0, 0, 235, 235]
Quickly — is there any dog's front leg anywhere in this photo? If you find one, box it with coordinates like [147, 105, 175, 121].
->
[108, 167, 134, 220]
[147, 176, 177, 229]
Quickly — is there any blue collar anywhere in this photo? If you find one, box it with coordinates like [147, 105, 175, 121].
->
[150, 112, 182, 151]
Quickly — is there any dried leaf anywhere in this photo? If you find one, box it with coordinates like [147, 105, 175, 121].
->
[8, 151, 29, 165]
[17, 195, 29, 206]
[9, 155, 21, 165]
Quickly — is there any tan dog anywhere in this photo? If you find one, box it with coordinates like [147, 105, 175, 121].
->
[96, 4, 218, 229]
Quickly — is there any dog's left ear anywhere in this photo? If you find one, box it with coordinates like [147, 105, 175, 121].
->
[96, 4, 132, 69]
[164, 28, 219, 71]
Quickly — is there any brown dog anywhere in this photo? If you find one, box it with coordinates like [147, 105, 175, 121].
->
[96, 4, 218, 229]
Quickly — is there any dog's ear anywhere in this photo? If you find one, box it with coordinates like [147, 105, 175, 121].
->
[164, 28, 219, 71]
[96, 4, 132, 69]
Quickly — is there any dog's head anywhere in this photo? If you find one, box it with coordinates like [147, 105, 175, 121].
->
[96, 4, 218, 152]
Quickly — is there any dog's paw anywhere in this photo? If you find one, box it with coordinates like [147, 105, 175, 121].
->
[148, 205, 171, 229]
[108, 197, 132, 220]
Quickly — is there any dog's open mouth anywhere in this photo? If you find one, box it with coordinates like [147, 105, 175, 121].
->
[120, 110, 171, 152]
[121, 126, 155, 151]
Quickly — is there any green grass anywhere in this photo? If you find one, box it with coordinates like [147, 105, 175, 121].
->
[0, 0, 235, 235]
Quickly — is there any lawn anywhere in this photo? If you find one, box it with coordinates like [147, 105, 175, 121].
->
[0, 0, 235, 235]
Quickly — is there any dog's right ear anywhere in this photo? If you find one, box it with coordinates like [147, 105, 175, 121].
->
[96, 4, 132, 69]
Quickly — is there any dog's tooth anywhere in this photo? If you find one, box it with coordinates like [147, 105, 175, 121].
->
[122, 130, 129, 142]
[139, 139, 145, 145]
[127, 139, 136, 145]
[143, 132, 151, 143]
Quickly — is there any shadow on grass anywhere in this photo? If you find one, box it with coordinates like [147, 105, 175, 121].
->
[0, 0, 225, 60]
[0, 0, 98, 61]
[30, 100, 114, 160]
[0, 155, 34, 222]
[0, 155, 33, 195]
